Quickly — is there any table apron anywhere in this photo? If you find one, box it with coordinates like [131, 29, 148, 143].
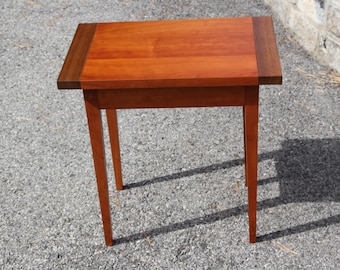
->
[86, 86, 258, 109]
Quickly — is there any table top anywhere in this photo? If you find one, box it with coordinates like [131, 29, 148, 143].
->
[58, 17, 282, 90]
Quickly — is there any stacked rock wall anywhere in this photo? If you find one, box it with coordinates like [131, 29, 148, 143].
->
[264, 0, 339, 72]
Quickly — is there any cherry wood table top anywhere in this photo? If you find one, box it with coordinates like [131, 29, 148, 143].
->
[58, 16, 281, 90]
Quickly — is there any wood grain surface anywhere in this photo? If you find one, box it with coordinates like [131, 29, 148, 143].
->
[80, 17, 259, 89]
[58, 17, 282, 90]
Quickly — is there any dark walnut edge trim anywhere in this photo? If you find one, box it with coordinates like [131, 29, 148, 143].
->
[252, 17, 282, 85]
[57, 23, 97, 89]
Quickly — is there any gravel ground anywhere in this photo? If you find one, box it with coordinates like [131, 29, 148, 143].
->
[1, 0, 339, 269]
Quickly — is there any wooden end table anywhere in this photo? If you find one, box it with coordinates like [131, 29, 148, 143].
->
[57, 17, 282, 246]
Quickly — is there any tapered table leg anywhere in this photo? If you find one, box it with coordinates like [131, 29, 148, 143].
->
[243, 106, 248, 187]
[84, 91, 113, 246]
[244, 86, 259, 243]
[106, 109, 123, 190]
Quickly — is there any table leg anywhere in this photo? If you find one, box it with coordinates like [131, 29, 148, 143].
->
[243, 106, 248, 187]
[244, 86, 259, 243]
[106, 109, 123, 190]
[84, 91, 113, 246]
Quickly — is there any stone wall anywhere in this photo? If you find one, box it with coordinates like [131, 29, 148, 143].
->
[264, 0, 340, 72]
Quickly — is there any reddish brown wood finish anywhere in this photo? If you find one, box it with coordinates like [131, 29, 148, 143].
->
[80, 18, 258, 89]
[106, 109, 123, 190]
[243, 86, 259, 243]
[57, 17, 282, 90]
[97, 87, 246, 109]
[83, 91, 113, 246]
[57, 17, 282, 246]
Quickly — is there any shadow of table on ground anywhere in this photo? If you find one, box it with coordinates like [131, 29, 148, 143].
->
[115, 138, 340, 244]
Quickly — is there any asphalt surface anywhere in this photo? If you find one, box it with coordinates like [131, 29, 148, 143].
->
[1, 0, 339, 269]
